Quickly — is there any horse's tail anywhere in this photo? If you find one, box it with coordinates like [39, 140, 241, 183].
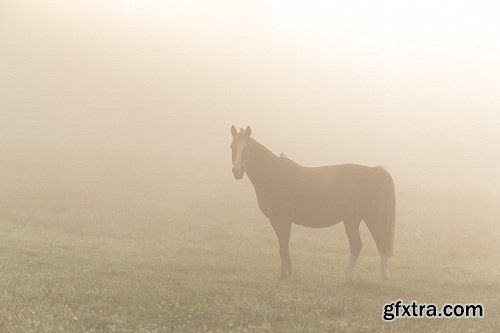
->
[375, 166, 396, 257]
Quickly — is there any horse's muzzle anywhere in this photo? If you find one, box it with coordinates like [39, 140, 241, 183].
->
[232, 168, 244, 180]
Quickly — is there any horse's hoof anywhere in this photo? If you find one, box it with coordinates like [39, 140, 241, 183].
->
[279, 273, 291, 281]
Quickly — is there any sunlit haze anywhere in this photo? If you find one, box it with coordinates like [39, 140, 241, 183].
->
[1, 2, 500, 332]
[1, 0, 499, 193]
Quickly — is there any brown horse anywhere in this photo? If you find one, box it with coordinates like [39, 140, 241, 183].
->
[230, 126, 395, 280]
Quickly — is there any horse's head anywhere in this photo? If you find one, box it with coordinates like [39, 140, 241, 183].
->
[230, 125, 252, 180]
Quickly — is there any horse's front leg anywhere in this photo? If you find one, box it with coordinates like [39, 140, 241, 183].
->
[270, 219, 292, 280]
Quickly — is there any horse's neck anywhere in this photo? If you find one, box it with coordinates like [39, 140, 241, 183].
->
[245, 139, 279, 190]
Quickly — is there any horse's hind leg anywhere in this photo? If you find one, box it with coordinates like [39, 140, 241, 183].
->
[343, 215, 362, 280]
[379, 252, 389, 280]
[270, 219, 292, 280]
[364, 218, 390, 280]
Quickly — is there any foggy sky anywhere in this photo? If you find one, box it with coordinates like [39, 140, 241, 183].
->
[1, 0, 499, 193]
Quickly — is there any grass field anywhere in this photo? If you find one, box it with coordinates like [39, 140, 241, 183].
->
[1, 145, 499, 332]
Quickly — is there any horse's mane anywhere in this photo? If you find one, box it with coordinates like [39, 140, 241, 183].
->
[249, 138, 302, 168]
[249, 138, 277, 158]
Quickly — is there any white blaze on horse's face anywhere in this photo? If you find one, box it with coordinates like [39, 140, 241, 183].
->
[232, 139, 247, 179]
[230, 125, 252, 180]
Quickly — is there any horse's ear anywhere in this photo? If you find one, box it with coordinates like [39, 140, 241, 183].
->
[231, 125, 237, 137]
[244, 126, 252, 137]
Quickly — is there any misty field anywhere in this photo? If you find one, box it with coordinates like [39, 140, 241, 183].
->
[1, 145, 499, 333]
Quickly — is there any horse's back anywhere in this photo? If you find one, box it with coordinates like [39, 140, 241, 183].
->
[301, 164, 382, 196]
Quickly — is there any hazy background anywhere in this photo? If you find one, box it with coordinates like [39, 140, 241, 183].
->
[1, 0, 499, 192]
[1, 2, 500, 332]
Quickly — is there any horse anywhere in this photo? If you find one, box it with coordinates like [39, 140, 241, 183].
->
[230, 125, 395, 280]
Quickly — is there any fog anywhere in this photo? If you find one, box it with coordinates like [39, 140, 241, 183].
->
[2, 2, 500, 332]
[1, 0, 500, 193]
